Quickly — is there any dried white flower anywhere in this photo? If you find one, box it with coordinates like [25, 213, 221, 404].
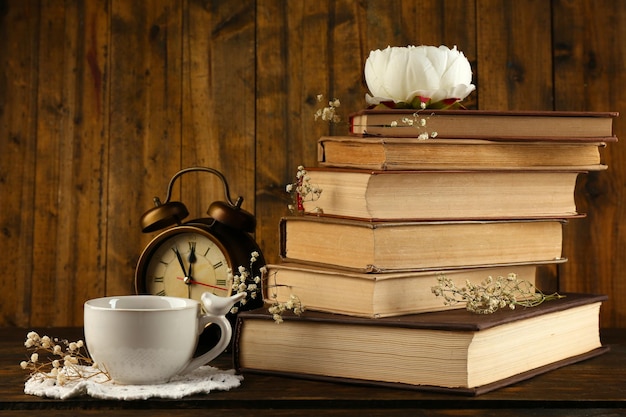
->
[286, 165, 323, 214]
[431, 273, 564, 314]
[229, 252, 265, 315]
[20, 332, 110, 384]
[314, 94, 341, 123]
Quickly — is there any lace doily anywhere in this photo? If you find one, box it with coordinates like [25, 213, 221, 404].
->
[24, 365, 243, 400]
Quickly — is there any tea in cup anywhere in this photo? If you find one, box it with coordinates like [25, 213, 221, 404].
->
[83, 291, 245, 385]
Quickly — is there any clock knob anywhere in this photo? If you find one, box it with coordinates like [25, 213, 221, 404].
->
[140, 198, 189, 233]
[208, 200, 256, 233]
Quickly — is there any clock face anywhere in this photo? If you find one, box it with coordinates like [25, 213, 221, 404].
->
[137, 228, 233, 301]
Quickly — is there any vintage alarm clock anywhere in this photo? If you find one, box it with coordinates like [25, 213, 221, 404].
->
[135, 167, 265, 315]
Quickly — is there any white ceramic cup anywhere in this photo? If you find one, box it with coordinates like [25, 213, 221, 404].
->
[83, 291, 245, 385]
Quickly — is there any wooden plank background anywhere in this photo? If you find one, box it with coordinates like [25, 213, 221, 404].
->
[1, 0, 624, 328]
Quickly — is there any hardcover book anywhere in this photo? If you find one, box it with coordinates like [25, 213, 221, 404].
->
[317, 136, 610, 171]
[280, 216, 566, 272]
[263, 261, 563, 318]
[349, 109, 617, 139]
[300, 167, 584, 220]
[234, 293, 608, 395]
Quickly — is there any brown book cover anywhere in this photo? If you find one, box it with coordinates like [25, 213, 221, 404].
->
[317, 136, 610, 171]
[233, 293, 608, 395]
[349, 109, 618, 138]
[300, 167, 584, 220]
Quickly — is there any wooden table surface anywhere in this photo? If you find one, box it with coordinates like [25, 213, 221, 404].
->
[1, 327, 625, 416]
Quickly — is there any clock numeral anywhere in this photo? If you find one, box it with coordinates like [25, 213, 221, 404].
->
[153, 276, 164, 283]
[156, 290, 166, 296]
[216, 278, 227, 287]
[213, 261, 224, 270]
[203, 246, 211, 257]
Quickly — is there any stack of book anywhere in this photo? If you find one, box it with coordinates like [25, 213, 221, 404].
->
[234, 109, 617, 395]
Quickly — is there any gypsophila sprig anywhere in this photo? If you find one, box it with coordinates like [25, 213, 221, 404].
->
[431, 273, 565, 314]
[268, 294, 305, 324]
[229, 253, 305, 323]
[265, 270, 305, 324]
[285, 165, 322, 214]
[229, 251, 263, 315]
[390, 109, 438, 140]
[314, 94, 341, 123]
[20, 331, 110, 385]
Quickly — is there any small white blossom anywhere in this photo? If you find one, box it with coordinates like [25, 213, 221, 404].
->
[286, 165, 323, 214]
[21, 332, 111, 384]
[56, 372, 68, 386]
[314, 94, 341, 123]
[431, 273, 564, 314]
[41, 336, 51, 348]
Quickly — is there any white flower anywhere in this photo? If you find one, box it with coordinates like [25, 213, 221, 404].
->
[41, 336, 51, 348]
[364, 45, 475, 107]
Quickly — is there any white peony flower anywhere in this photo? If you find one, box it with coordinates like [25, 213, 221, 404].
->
[364, 45, 475, 108]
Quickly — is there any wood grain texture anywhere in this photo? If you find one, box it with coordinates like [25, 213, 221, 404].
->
[0, 0, 625, 328]
[553, 0, 626, 327]
[0, 0, 40, 326]
[181, 0, 256, 222]
[1, 327, 625, 412]
[477, 0, 553, 109]
[107, 0, 184, 297]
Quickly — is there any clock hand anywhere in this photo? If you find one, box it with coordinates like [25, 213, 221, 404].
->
[176, 276, 229, 291]
[187, 242, 196, 279]
[172, 247, 189, 283]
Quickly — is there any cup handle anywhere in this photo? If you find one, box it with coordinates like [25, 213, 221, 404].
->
[180, 292, 246, 375]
